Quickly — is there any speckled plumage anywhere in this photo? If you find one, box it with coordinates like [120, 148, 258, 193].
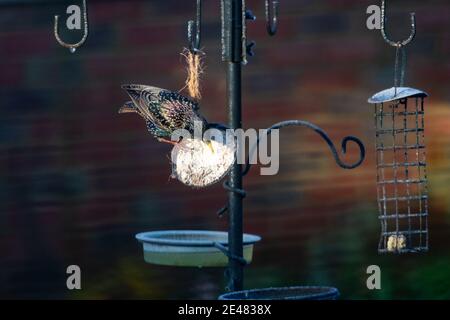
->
[120, 84, 208, 141]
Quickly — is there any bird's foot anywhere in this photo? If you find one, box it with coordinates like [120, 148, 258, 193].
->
[157, 138, 178, 146]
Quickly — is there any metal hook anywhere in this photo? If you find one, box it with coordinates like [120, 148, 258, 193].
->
[265, 0, 279, 36]
[188, 0, 202, 54]
[243, 120, 365, 176]
[54, 0, 88, 53]
[381, 0, 416, 47]
[217, 119, 366, 217]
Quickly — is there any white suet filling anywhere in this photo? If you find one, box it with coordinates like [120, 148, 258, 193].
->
[387, 234, 407, 252]
[171, 134, 236, 188]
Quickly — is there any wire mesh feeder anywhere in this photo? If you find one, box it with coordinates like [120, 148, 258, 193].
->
[369, 87, 429, 254]
[218, 286, 339, 300]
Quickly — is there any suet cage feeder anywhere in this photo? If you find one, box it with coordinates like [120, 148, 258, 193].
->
[369, 87, 429, 253]
[368, 0, 430, 254]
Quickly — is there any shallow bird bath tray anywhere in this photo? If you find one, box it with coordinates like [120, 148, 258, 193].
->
[136, 230, 261, 267]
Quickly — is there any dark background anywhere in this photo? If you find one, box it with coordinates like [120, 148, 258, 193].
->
[0, 0, 449, 299]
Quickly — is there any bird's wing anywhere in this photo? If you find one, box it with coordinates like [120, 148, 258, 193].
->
[146, 121, 171, 139]
[122, 84, 204, 134]
[155, 90, 201, 130]
[121, 84, 164, 121]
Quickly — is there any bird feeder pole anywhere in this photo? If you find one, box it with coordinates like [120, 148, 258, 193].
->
[222, 0, 245, 291]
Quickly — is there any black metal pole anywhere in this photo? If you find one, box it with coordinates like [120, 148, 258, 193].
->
[222, 0, 244, 291]
[227, 61, 243, 291]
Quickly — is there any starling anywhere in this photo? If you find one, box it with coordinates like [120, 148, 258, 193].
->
[120, 84, 208, 145]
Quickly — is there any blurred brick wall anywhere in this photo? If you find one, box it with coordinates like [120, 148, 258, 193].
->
[0, 0, 449, 299]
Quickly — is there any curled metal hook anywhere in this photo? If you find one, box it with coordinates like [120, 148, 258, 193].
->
[243, 120, 366, 176]
[381, 0, 416, 47]
[188, 0, 202, 54]
[54, 0, 88, 53]
[217, 181, 246, 217]
[265, 0, 279, 36]
[217, 120, 365, 216]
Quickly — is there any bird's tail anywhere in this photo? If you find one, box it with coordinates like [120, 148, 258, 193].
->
[121, 84, 164, 121]
[118, 101, 138, 114]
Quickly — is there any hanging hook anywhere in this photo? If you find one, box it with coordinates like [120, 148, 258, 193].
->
[243, 120, 365, 176]
[54, 0, 89, 53]
[188, 0, 202, 54]
[265, 0, 279, 36]
[381, 0, 416, 47]
[217, 119, 366, 217]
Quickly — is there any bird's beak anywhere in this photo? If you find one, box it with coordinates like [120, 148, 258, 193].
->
[205, 140, 215, 153]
